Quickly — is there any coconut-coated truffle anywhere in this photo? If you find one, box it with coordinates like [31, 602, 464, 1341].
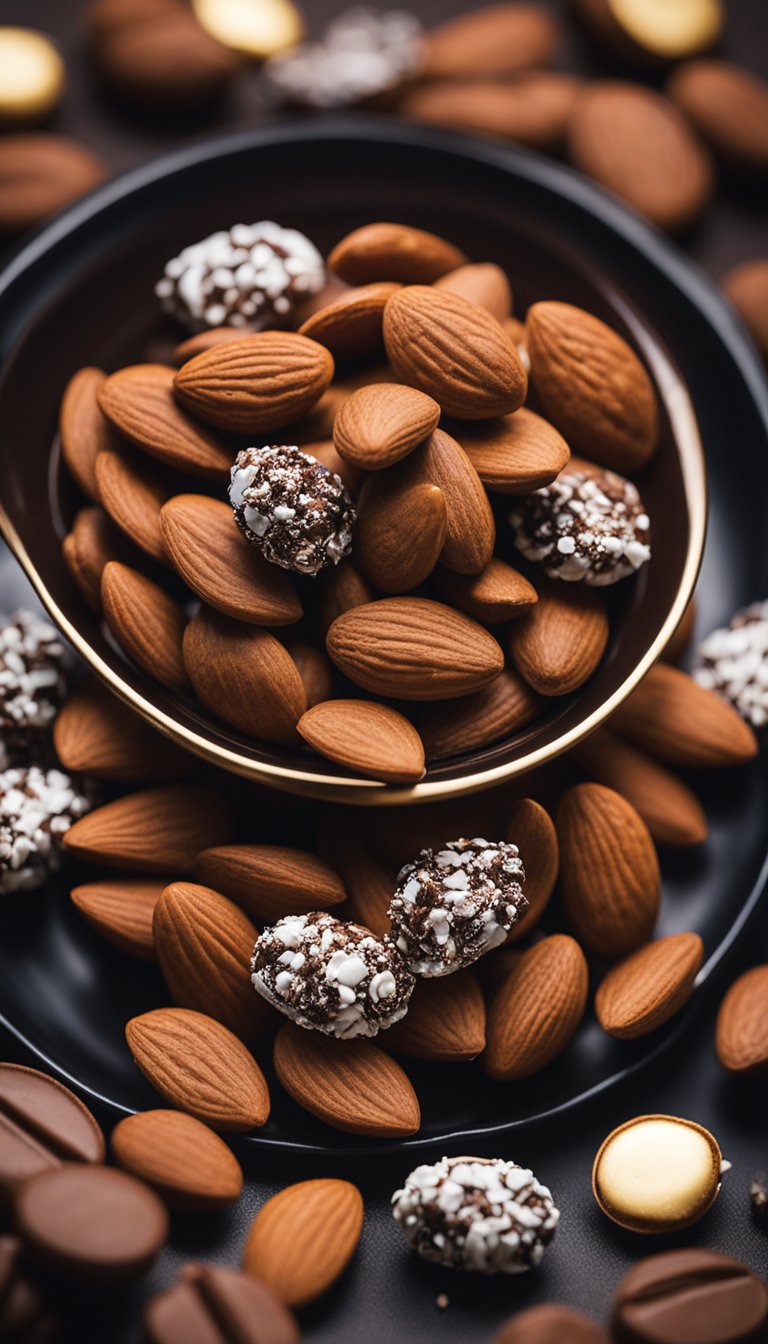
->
[229, 445, 356, 576]
[694, 601, 768, 729]
[0, 767, 90, 894]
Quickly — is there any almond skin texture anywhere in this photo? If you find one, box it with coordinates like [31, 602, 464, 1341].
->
[70, 879, 164, 960]
[435, 559, 538, 624]
[452, 406, 570, 494]
[722, 259, 768, 366]
[485, 935, 589, 1080]
[611, 663, 758, 767]
[125, 1008, 270, 1132]
[715, 965, 768, 1076]
[384, 286, 527, 419]
[0, 134, 105, 233]
[333, 382, 441, 471]
[59, 367, 119, 502]
[403, 75, 583, 154]
[273, 1023, 420, 1137]
[173, 332, 334, 433]
[101, 561, 189, 692]
[596, 933, 703, 1039]
[402, 429, 496, 575]
[95, 449, 170, 565]
[194, 845, 346, 923]
[98, 364, 231, 478]
[572, 727, 708, 847]
[299, 282, 400, 361]
[287, 639, 334, 708]
[183, 607, 306, 743]
[53, 680, 188, 783]
[243, 1180, 363, 1308]
[434, 262, 512, 321]
[298, 700, 426, 784]
[505, 798, 558, 942]
[173, 326, 245, 363]
[62, 507, 134, 613]
[328, 222, 466, 285]
[383, 972, 486, 1062]
[526, 301, 658, 472]
[317, 562, 374, 636]
[423, 5, 559, 77]
[327, 597, 504, 701]
[668, 60, 768, 176]
[111, 1110, 243, 1211]
[557, 783, 661, 959]
[509, 583, 609, 695]
[160, 495, 302, 626]
[64, 784, 233, 873]
[419, 668, 540, 760]
[355, 478, 447, 593]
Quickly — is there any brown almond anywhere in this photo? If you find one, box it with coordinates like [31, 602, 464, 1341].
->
[59, 367, 120, 502]
[0, 134, 105, 233]
[173, 333, 334, 433]
[299, 282, 400, 361]
[384, 286, 527, 419]
[302, 439, 362, 496]
[183, 606, 306, 742]
[286, 640, 334, 708]
[509, 583, 609, 695]
[557, 783, 660, 958]
[125, 1008, 269, 1132]
[318, 822, 393, 938]
[434, 558, 537, 623]
[358, 793, 503, 871]
[715, 965, 768, 1076]
[95, 449, 170, 565]
[328, 222, 466, 285]
[173, 326, 245, 364]
[384, 972, 486, 1062]
[668, 60, 768, 176]
[419, 668, 540, 760]
[94, 9, 239, 110]
[53, 680, 189, 782]
[611, 663, 758, 767]
[101, 560, 189, 692]
[423, 5, 559, 78]
[160, 495, 302, 626]
[317, 562, 374, 636]
[194, 845, 346, 924]
[453, 406, 570, 493]
[526, 301, 658, 472]
[282, 385, 349, 446]
[435, 262, 512, 320]
[112, 1109, 243, 1211]
[403, 75, 582, 153]
[243, 1180, 363, 1308]
[723, 259, 768, 367]
[333, 383, 440, 471]
[355, 479, 447, 593]
[298, 700, 425, 785]
[98, 364, 231, 478]
[572, 727, 708, 847]
[505, 798, 558, 942]
[327, 596, 504, 700]
[402, 428, 496, 575]
[485, 935, 589, 1080]
[571, 0, 722, 65]
[596, 933, 704, 1039]
[273, 1023, 419, 1137]
[62, 507, 135, 613]
[70, 879, 164, 960]
[64, 784, 234, 873]
[662, 597, 697, 664]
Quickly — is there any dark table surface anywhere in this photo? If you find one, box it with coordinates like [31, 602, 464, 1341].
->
[2, 3, 768, 1341]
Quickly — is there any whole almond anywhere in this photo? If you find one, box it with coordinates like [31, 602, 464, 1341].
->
[402, 428, 496, 575]
[571, 0, 722, 65]
[715, 965, 768, 1076]
[298, 700, 425, 785]
[98, 364, 231, 478]
[94, 9, 239, 110]
[59, 367, 119, 502]
[160, 495, 302, 626]
[112, 1109, 243, 1210]
[505, 798, 558, 942]
[273, 1023, 420, 1137]
[194, 845, 346, 923]
[610, 663, 758, 767]
[509, 583, 609, 695]
[183, 606, 306, 742]
[403, 75, 583, 153]
[299, 282, 400, 360]
[53, 680, 188, 782]
[435, 262, 512, 320]
[333, 383, 440, 471]
[327, 597, 504, 700]
[243, 1180, 363, 1308]
[557, 783, 660, 958]
[317, 821, 393, 938]
[423, 5, 559, 77]
[317, 562, 374, 636]
[70, 879, 164, 960]
[526, 302, 658, 472]
[173, 332, 334, 433]
[453, 406, 570, 493]
[101, 560, 189, 692]
[126, 1008, 270, 1132]
[355, 479, 447, 593]
[419, 668, 540, 760]
[668, 60, 768, 175]
[62, 507, 134, 613]
[572, 726, 708, 846]
[435, 558, 537, 623]
[283, 385, 349, 445]
[722, 259, 768, 367]
[95, 449, 170, 565]
[383, 972, 486, 1062]
[596, 932, 704, 1039]
[384, 286, 527, 419]
[64, 784, 234, 873]
[485, 935, 589, 1080]
[0, 134, 105, 233]
[286, 639, 334, 708]
[328, 222, 466, 285]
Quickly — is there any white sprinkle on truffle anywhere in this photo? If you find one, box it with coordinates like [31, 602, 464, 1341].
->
[264, 8, 424, 109]
[0, 767, 90, 894]
[694, 601, 768, 729]
[0, 611, 68, 769]
[229, 445, 355, 575]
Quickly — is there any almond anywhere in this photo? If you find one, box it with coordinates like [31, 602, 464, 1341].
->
[359, 793, 504, 871]
[557, 783, 660, 958]
[723, 259, 768, 367]
[59, 367, 119, 502]
[182, 606, 306, 742]
[0, 134, 105, 233]
[53, 680, 189, 782]
[572, 0, 722, 64]
[526, 301, 658, 472]
[485, 935, 589, 1080]
[328, 222, 466, 285]
[668, 60, 768, 175]
[402, 428, 496, 574]
[317, 821, 394, 938]
[509, 583, 609, 695]
[62, 507, 135, 613]
[402, 75, 582, 154]
[571, 726, 708, 847]
[112, 1109, 243, 1210]
[98, 364, 231, 478]
[333, 383, 440, 471]
[715, 965, 768, 1075]
[610, 663, 758, 767]
[273, 1023, 420, 1137]
[422, 5, 559, 77]
[125, 1008, 270, 1132]
[283, 385, 349, 445]
[661, 596, 697, 664]
[70, 879, 164, 960]
[383, 972, 486, 1062]
[303, 439, 362, 496]
[173, 332, 334, 433]
[64, 784, 234, 873]
[153, 881, 270, 1045]
[298, 700, 425, 785]
[327, 596, 504, 700]
[94, 449, 170, 565]
[434, 558, 538, 623]
[505, 798, 558, 942]
[383, 286, 527, 419]
[193, 845, 346, 923]
[285, 639, 333, 708]
[94, 9, 239, 110]
[419, 668, 540, 760]
[173, 326, 245, 364]
[434, 262, 512, 320]
[452, 406, 570, 493]
[160, 495, 302, 626]
[595, 932, 703, 1039]
[355, 479, 447, 593]
[317, 562, 374, 636]
[568, 82, 713, 233]
[101, 560, 189, 692]
[243, 1179, 363, 1308]
[299, 282, 400, 361]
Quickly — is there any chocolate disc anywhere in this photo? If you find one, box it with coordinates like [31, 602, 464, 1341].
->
[144, 1262, 299, 1344]
[612, 1249, 768, 1344]
[0, 1063, 104, 1203]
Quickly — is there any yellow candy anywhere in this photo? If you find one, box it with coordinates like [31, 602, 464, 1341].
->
[0, 28, 65, 123]
[593, 1114, 726, 1233]
[192, 0, 303, 59]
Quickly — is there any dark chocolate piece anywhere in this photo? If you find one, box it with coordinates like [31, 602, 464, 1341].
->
[0, 1064, 104, 1206]
[144, 1262, 299, 1344]
[612, 1248, 768, 1344]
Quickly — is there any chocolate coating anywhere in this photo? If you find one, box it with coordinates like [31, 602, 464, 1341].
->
[0, 767, 90, 894]
[0, 610, 67, 768]
[229, 445, 355, 575]
[694, 601, 768, 729]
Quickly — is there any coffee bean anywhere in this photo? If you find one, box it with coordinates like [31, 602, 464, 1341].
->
[14, 1164, 168, 1286]
[144, 1262, 299, 1344]
[0, 1063, 105, 1205]
[493, 1303, 609, 1343]
[0, 1235, 58, 1342]
[612, 1249, 768, 1344]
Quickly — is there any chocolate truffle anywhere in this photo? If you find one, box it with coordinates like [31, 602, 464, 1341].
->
[392, 1156, 560, 1274]
[510, 468, 651, 586]
[388, 838, 526, 977]
[0, 766, 90, 894]
[694, 601, 768, 728]
[229, 445, 355, 575]
[250, 911, 415, 1039]
[155, 222, 325, 333]
[0, 610, 67, 768]
[264, 9, 424, 109]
